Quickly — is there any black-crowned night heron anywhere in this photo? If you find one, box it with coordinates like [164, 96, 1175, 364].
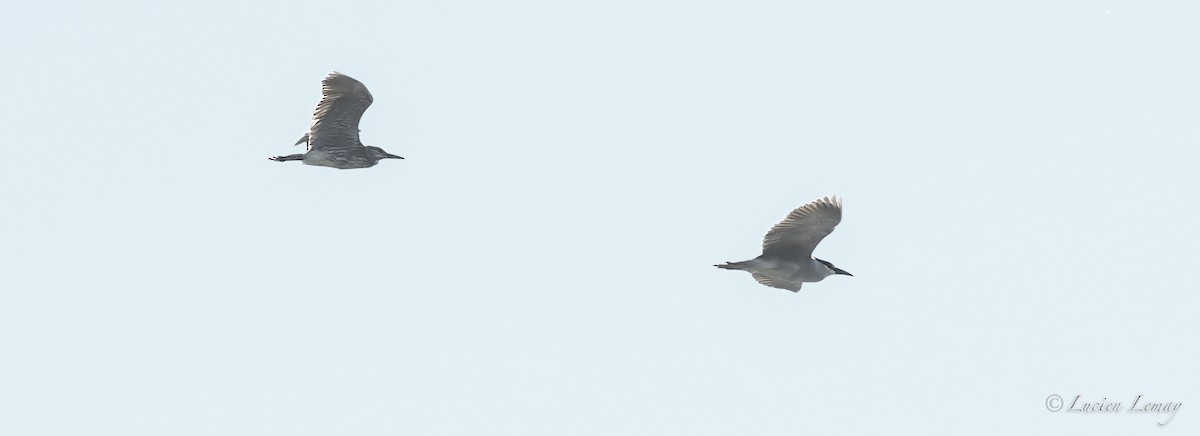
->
[270, 72, 403, 169]
[716, 196, 852, 292]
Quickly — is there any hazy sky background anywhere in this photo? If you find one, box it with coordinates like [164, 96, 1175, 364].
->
[2, 1, 1196, 434]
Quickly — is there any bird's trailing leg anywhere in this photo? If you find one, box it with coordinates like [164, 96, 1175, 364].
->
[715, 260, 753, 270]
[269, 154, 305, 162]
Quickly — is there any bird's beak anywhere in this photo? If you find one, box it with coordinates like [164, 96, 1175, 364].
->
[834, 267, 853, 277]
[385, 153, 404, 159]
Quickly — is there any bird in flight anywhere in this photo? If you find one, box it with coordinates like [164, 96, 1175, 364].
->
[270, 72, 404, 169]
[716, 196, 852, 292]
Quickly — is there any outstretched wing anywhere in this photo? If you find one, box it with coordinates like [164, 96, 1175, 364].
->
[305, 72, 373, 152]
[761, 196, 843, 259]
[751, 273, 803, 292]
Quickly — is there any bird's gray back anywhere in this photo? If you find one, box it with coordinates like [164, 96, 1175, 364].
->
[306, 72, 374, 152]
[761, 196, 843, 259]
[301, 147, 381, 169]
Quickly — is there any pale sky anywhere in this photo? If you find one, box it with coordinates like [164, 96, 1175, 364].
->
[1, 1, 1196, 434]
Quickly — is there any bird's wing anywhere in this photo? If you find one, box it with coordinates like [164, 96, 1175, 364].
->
[761, 196, 843, 259]
[751, 273, 803, 292]
[305, 72, 374, 152]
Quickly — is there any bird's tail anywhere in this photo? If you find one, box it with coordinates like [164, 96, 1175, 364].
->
[715, 260, 753, 270]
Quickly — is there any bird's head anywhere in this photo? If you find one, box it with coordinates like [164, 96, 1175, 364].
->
[366, 146, 405, 161]
[815, 258, 853, 277]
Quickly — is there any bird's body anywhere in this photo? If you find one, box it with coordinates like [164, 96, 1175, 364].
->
[270, 72, 403, 169]
[716, 196, 852, 292]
